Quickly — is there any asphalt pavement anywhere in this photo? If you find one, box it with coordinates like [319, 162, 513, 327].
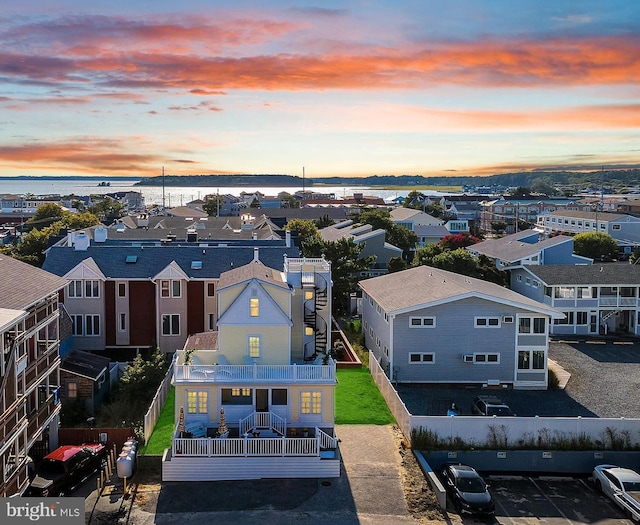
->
[85, 425, 422, 525]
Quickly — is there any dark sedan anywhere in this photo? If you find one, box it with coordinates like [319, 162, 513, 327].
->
[441, 463, 495, 516]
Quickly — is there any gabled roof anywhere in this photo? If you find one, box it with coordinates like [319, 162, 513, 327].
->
[0, 255, 67, 310]
[390, 207, 423, 221]
[184, 331, 219, 351]
[217, 259, 290, 291]
[523, 263, 640, 286]
[414, 224, 450, 237]
[468, 232, 574, 262]
[359, 265, 560, 317]
[42, 245, 299, 280]
[166, 206, 208, 218]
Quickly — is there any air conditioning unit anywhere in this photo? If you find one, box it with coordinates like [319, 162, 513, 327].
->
[463, 354, 474, 363]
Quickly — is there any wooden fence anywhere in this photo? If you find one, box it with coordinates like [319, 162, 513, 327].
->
[369, 352, 412, 438]
[143, 362, 174, 444]
[58, 427, 135, 452]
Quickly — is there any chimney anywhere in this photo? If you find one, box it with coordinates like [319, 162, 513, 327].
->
[137, 213, 149, 228]
[253, 247, 259, 262]
[74, 231, 90, 251]
[94, 225, 107, 243]
[285, 230, 291, 248]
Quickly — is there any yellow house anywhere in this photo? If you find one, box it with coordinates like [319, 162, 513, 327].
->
[163, 253, 339, 481]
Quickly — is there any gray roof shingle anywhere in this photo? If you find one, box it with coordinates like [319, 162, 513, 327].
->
[469, 232, 574, 262]
[42, 245, 299, 279]
[0, 255, 68, 310]
[525, 263, 640, 285]
[359, 265, 558, 316]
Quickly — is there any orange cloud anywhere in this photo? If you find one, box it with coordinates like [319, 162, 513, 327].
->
[0, 139, 170, 175]
[1, 14, 639, 92]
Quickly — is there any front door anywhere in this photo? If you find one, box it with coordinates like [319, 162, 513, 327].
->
[589, 313, 598, 334]
[256, 389, 269, 412]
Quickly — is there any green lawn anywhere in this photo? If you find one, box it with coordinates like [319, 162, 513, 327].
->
[335, 368, 395, 425]
[139, 386, 175, 456]
[140, 368, 394, 454]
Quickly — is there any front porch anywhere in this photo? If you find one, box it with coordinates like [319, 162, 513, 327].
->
[162, 412, 340, 481]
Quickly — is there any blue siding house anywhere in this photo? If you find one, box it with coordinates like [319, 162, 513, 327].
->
[512, 264, 640, 336]
[359, 266, 561, 390]
[467, 230, 592, 270]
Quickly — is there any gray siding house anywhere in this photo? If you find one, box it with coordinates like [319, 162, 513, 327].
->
[359, 266, 561, 390]
[467, 230, 592, 270]
[512, 264, 640, 336]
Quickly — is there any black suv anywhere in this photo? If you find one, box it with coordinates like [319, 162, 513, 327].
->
[471, 395, 514, 416]
[27, 443, 107, 497]
[441, 463, 495, 516]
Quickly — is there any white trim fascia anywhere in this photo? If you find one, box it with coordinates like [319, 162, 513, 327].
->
[153, 260, 189, 281]
[387, 291, 561, 319]
[63, 257, 106, 281]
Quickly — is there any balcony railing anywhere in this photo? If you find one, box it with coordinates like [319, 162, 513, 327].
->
[172, 426, 337, 458]
[173, 362, 336, 384]
[600, 297, 637, 307]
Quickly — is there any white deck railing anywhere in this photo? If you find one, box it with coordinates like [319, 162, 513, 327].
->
[316, 427, 338, 450]
[172, 436, 319, 457]
[173, 362, 336, 383]
[239, 412, 287, 436]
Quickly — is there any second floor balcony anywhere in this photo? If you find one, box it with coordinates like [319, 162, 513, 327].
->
[172, 352, 336, 385]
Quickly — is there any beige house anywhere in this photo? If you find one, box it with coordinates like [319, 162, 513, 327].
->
[0, 256, 67, 496]
[163, 255, 339, 481]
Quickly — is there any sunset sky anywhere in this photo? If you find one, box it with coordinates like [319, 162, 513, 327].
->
[0, 0, 639, 179]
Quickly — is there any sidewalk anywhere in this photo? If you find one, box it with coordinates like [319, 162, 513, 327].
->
[547, 359, 571, 389]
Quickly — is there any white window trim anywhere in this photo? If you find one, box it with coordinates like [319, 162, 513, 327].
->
[248, 335, 261, 358]
[118, 312, 127, 332]
[409, 352, 435, 364]
[474, 316, 501, 328]
[162, 313, 180, 335]
[85, 314, 100, 336]
[300, 391, 322, 415]
[409, 316, 436, 328]
[472, 353, 500, 364]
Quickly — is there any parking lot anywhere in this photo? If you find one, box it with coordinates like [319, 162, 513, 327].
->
[397, 340, 640, 418]
[454, 476, 632, 525]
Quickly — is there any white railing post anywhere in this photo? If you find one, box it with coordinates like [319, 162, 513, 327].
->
[293, 363, 297, 382]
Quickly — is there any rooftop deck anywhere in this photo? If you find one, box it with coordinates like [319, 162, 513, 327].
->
[173, 361, 336, 384]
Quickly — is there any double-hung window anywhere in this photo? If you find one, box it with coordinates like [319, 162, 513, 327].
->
[85, 315, 100, 336]
[248, 336, 261, 358]
[68, 280, 82, 298]
[85, 280, 100, 298]
[162, 314, 180, 335]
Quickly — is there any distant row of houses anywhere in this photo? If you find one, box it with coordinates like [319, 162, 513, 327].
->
[5, 187, 640, 491]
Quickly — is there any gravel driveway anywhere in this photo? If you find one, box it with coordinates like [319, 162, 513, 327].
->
[396, 340, 640, 419]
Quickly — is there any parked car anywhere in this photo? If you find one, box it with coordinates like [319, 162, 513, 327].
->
[593, 464, 640, 521]
[471, 395, 514, 416]
[27, 443, 107, 497]
[441, 463, 495, 516]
